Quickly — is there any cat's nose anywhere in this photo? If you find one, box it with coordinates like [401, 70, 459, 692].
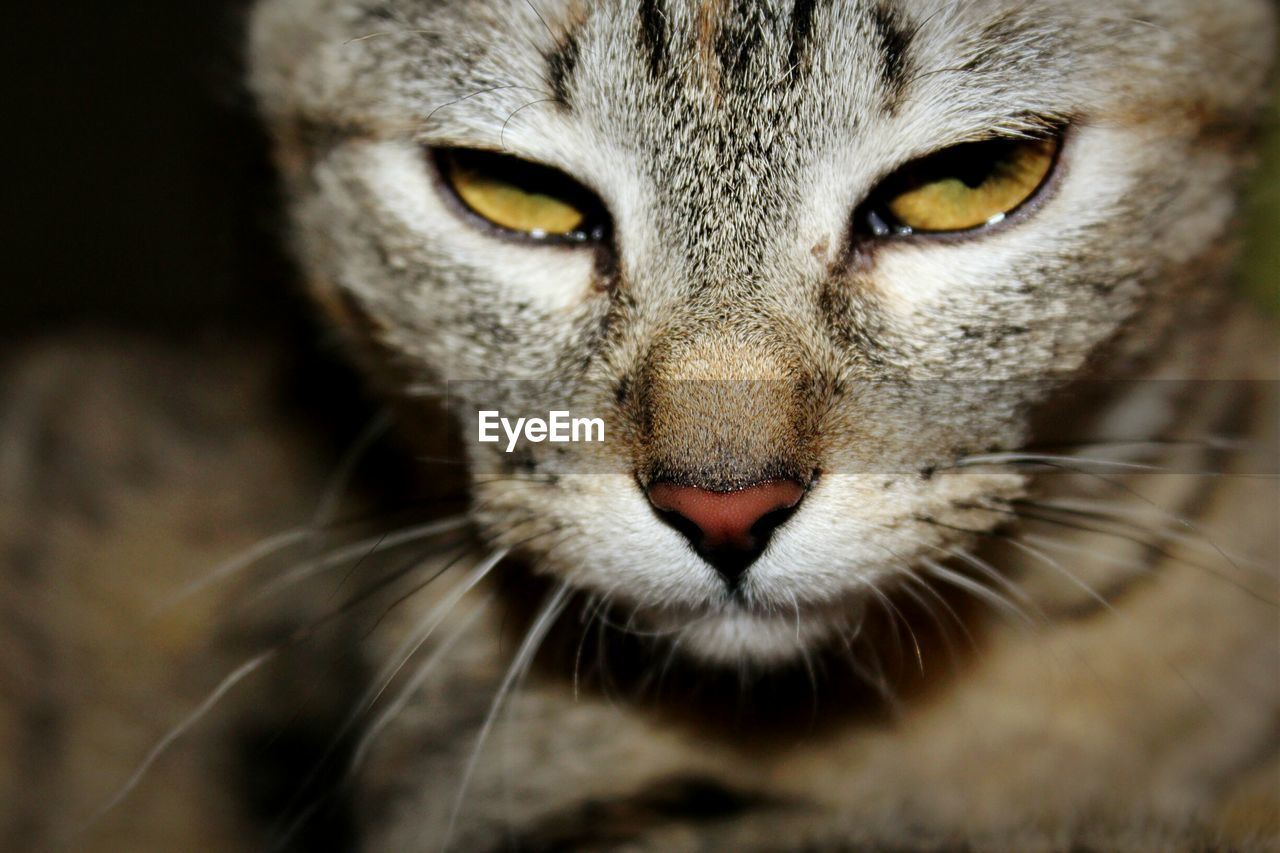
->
[647, 479, 807, 585]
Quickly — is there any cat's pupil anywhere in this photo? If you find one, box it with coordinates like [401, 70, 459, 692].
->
[916, 140, 1008, 190]
[953, 150, 1001, 189]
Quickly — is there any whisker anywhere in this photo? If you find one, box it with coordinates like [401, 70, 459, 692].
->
[81, 650, 278, 835]
[894, 574, 961, 670]
[956, 451, 1252, 478]
[362, 544, 476, 637]
[844, 642, 901, 716]
[271, 521, 573, 848]
[90, 535, 475, 830]
[356, 549, 511, 736]
[865, 584, 910, 675]
[1010, 496, 1271, 576]
[1022, 531, 1163, 573]
[1014, 461, 1259, 579]
[787, 589, 803, 647]
[247, 516, 470, 605]
[999, 536, 1117, 614]
[982, 501, 1278, 606]
[155, 412, 398, 616]
[312, 411, 394, 532]
[419, 84, 556, 132]
[349, 593, 496, 775]
[499, 97, 559, 150]
[593, 607, 698, 639]
[344, 28, 435, 43]
[441, 582, 571, 851]
[1017, 437, 1252, 454]
[1005, 531, 1225, 719]
[921, 558, 1037, 627]
[150, 528, 314, 616]
[253, 544, 477, 846]
[266, 592, 470, 851]
[522, 0, 556, 44]
[902, 570, 974, 652]
[652, 628, 689, 703]
[572, 593, 605, 702]
[946, 546, 1038, 609]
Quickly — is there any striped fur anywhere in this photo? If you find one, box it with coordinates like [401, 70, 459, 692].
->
[1, 0, 1276, 850]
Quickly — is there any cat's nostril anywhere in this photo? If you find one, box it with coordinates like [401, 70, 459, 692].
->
[647, 479, 807, 585]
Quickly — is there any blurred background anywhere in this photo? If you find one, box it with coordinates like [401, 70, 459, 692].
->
[2, 0, 290, 341]
[1, 2, 1276, 343]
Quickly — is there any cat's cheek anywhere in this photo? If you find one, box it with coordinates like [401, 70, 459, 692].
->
[857, 129, 1163, 378]
[472, 472, 728, 607]
[298, 141, 603, 378]
[350, 141, 600, 312]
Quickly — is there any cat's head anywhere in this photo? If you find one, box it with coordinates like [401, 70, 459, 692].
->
[251, 0, 1274, 664]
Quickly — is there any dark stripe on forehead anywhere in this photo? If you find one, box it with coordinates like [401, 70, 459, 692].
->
[870, 2, 915, 113]
[714, 1, 769, 82]
[546, 24, 582, 107]
[788, 0, 823, 70]
[638, 0, 669, 77]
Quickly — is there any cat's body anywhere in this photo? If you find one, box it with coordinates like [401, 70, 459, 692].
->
[3, 0, 1279, 850]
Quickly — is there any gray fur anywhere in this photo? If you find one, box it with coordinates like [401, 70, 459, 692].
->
[35, 0, 1258, 847]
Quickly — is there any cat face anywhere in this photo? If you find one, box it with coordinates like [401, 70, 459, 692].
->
[251, 0, 1274, 663]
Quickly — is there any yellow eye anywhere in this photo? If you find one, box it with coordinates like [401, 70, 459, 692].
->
[437, 148, 605, 241]
[873, 135, 1060, 235]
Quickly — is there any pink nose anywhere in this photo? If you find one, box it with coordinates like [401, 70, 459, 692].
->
[647, 480, 807, 582]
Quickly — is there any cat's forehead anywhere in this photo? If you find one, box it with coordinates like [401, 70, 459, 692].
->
[339, 0, 1092, 168]
[411, 0, 1078, 117]
[561, 1, 1079, 151]
[254, 0, 1272, 187]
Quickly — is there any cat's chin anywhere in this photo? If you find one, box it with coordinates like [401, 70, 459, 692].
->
[646, 603, 862, 668]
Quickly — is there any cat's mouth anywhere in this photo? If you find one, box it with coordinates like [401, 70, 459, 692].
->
[617, 592, 869, 666]
[475, 461, 1029, 665]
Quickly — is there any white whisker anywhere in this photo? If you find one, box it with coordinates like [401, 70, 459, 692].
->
[151, 528, 314, 616]
[1019, 497, 1271, 572]
[1022, 531, 1154, 572]
[957, 451, 1242, 477]
[350, 593, 495, 774]
[947, 546, 1037, 608]
[441, 583, 571, 851]
[248, 517, 470, 604]
[357, 549, 509, 732]
[311, 411, 393, 530]
[155, 413, 396, 615]
[82, 649, 278, 833]
[895, 575, 960, 670]
[921, 558, 1036, 627]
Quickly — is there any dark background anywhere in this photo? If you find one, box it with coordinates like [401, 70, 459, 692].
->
[2, 4, 1277, 342]
[3, 1, 292, 338]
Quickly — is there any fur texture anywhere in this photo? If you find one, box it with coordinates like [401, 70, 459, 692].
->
[1, 0, 1276, 850]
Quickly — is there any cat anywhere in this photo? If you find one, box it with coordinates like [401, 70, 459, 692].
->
[2, 0, 1277, 850]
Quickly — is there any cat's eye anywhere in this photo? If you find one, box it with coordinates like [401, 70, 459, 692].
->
[434, 148, 608, 243]
[861, 134, 1062, 237]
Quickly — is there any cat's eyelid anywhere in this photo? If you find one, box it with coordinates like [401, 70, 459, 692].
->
[855, 124, 1069, 242]
[429, 146, 612, 246]
[892, 114, 1069, 174]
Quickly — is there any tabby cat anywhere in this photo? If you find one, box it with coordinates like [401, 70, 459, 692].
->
[2, 0, 1277, 850]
